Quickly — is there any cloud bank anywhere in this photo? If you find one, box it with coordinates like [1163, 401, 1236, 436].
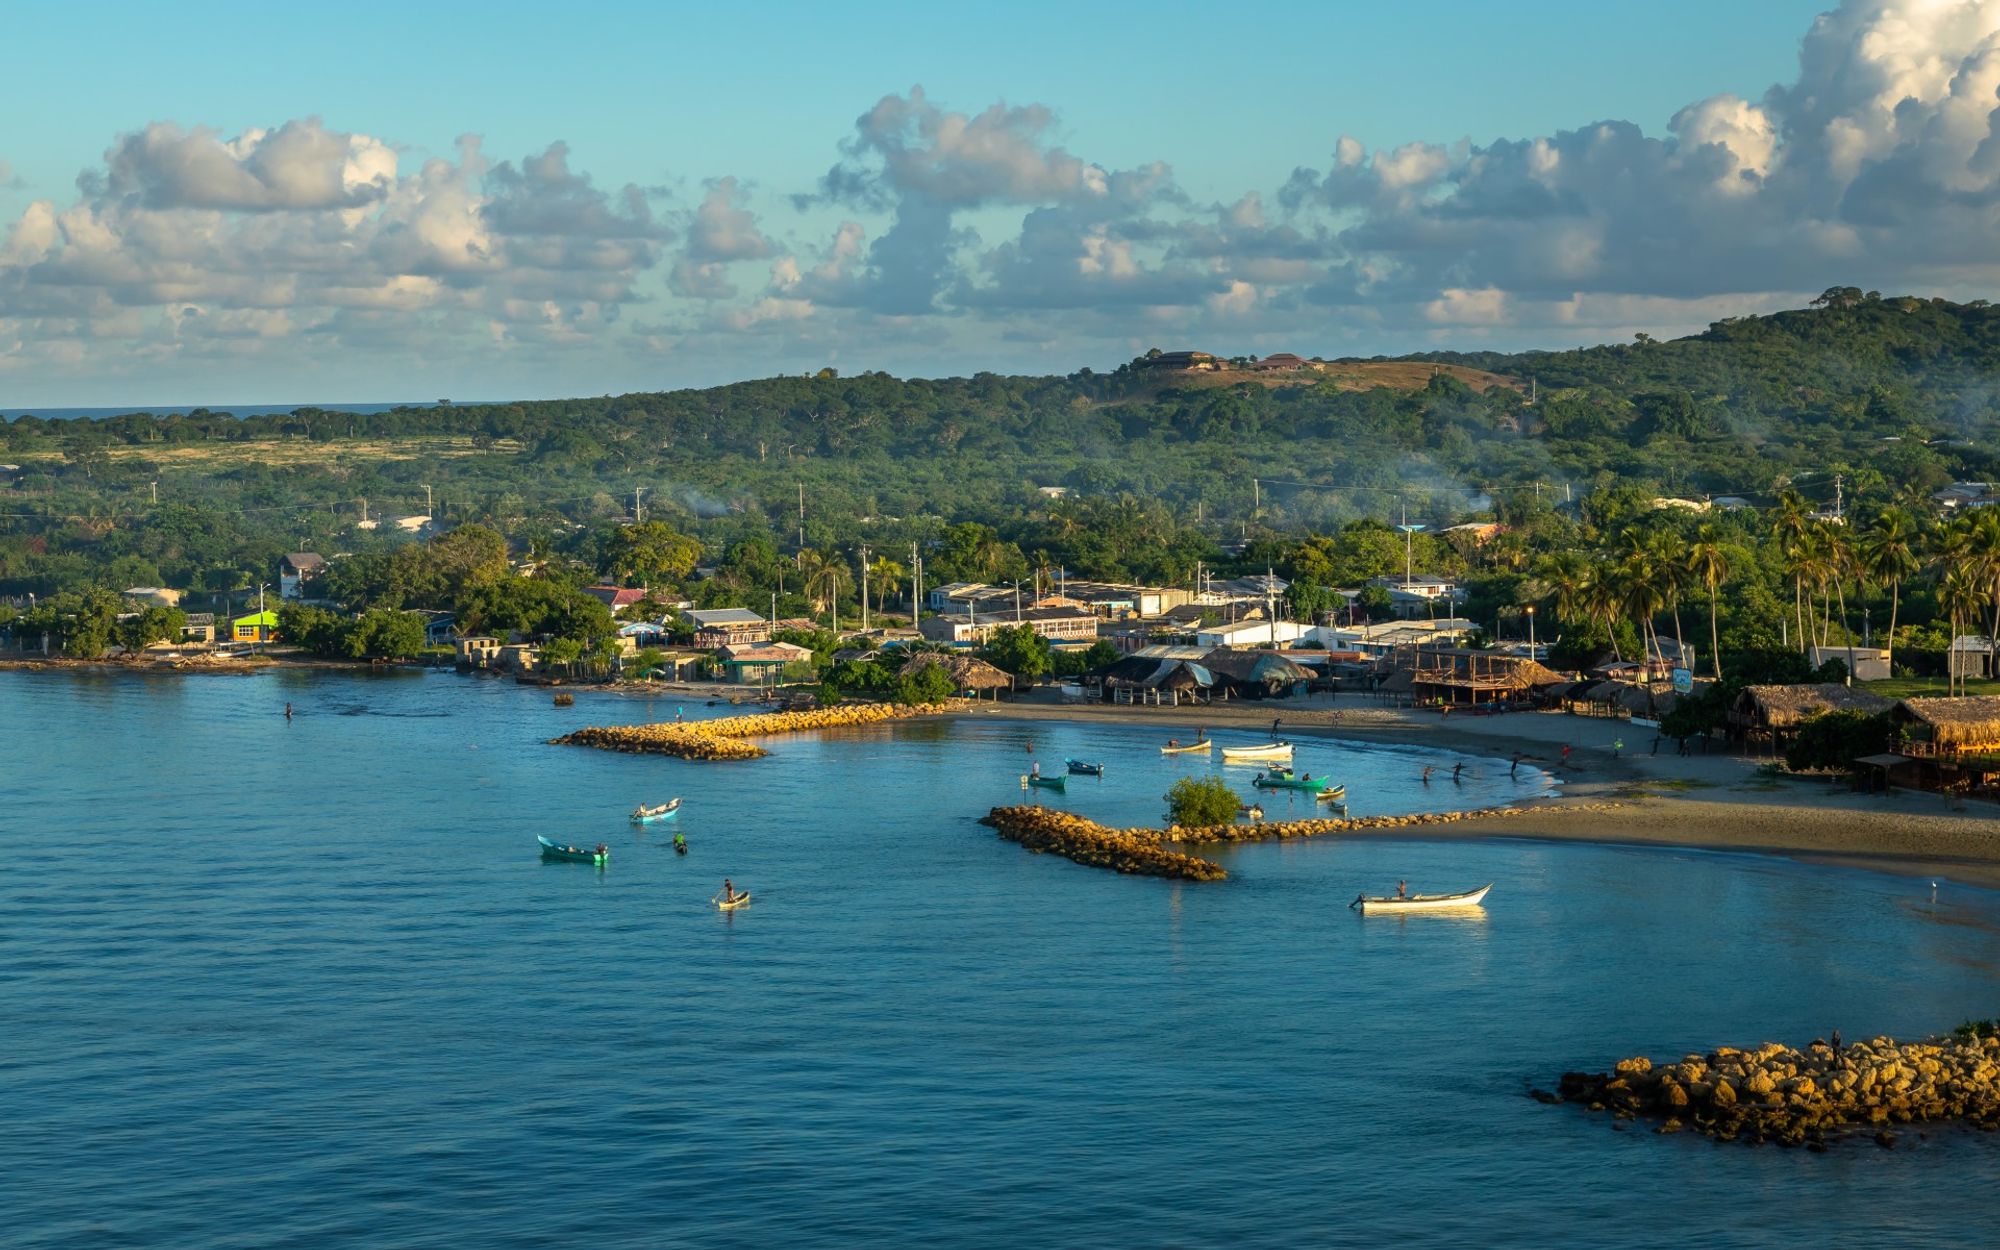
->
[7, 0, 2000, 397]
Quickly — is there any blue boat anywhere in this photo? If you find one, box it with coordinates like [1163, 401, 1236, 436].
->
[631, 798, 682, 823]
[539, 835, 609, 864]
[1027, 773, 1067, 791]
[1065, 759, 1104, 776]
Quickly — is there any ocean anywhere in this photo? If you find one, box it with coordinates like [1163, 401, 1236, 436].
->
[3, 669, 1998, 1248]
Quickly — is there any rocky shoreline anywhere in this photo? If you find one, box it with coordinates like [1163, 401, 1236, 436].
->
[552, 701, 956, 761]
[1544, 1031, 2000, 1148]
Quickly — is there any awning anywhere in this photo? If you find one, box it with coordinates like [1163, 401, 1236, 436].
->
[1854, 753, 1915, 767]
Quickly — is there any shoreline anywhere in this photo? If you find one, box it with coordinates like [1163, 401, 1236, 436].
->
[952, 698, 2000, 890]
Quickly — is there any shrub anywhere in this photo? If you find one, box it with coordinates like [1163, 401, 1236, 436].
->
[1166, 775, 1239, 826]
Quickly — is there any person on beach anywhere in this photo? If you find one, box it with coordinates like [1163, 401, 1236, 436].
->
[1561, 744, 1572, 765]
[1421, 766, 1434, 784]
[675, 707, 684, 724]
[1612, 738, 1624, 759]
[1510, 753, 1521, 776]
[1271, 716, 1281, 737]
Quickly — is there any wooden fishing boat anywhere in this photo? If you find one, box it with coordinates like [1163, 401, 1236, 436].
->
[1160, 739, 1212, 755]
[714, 891, 752, 911]
[631, 798, 682, 822]
[1254, 771, 1328, 791]
[1222, 741, 1293, 762]
[1238, 804, 1265, 821]
[538, 835, 609, 865]
[1352, 884, 1491, 914]
[1314, 784, 1348, 803]
[1065, 759, 1104, 776]
[1027, 773, 1067, 791]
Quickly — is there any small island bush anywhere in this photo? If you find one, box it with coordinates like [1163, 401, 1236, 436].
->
[1166, 775, 1239, 826]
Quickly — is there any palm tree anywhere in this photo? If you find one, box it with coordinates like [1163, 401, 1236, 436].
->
[1940, 566, 1986, 696]
[1644, 527, 1690, 661]
[1772, 489, 1813, 648]
[1687, 525, 1731, 681]
[1579, 564, 1626, 662]
[867, 556, 906, 617]
[1528, 551, 1590, 629]
[793, 549, 843, 622]
[1855, 507, 1920, 672]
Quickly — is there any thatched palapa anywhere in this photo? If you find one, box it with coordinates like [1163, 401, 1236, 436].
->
[1731, 683, 1895, 734]
[900, 651, 1014, 695]
[1892, 696, 2000, 755]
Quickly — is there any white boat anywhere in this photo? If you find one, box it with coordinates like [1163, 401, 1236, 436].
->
[1314, 784, 1348, 803]
[1352, 884, 1491, 914]
[1222, 741, 1293, 762]
[1159, 739, 1213, 755]
[631, 798, 682, 822]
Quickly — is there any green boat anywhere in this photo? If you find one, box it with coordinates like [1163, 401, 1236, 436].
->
[1253, 771, 1329, 792]
[538, 835, 609, 864]
[1027, 773, 1067, 791]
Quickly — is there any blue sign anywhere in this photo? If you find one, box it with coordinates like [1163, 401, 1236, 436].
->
[1671, 667, 1694, 694]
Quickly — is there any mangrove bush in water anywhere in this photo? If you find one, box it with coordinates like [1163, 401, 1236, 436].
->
[1167, 776, 1240, 827]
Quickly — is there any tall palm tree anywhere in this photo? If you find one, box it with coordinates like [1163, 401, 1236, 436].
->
[1687, 525, 1731, 681]
[1772, 489, 1813, 649]
[794, 549, 843, 621]
[867, 556, 906, 617]
[1644, 527, 1690, 660]
[1528, 551, 1590, 629]
[1855, 507, 1920, 671]
[1940, 566, 1986, 695]
[1579, 564, 1626, 662]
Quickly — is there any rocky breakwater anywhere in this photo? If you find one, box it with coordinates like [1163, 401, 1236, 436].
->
[552, 701, 956, 762]
[981, 807, 1229, 881]
[1545, 1031, 2000, 1148]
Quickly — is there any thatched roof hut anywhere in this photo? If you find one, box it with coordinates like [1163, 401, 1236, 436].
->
[1732, 683, 1894, 733]
[1090, 654, 1216, 692]
[1199, 648, 1314, 697]
[900, 651, 1014, 694]
[1892, 696, 2000, 755]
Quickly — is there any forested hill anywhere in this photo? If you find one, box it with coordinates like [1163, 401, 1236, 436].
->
[3, 287, 2000, 600]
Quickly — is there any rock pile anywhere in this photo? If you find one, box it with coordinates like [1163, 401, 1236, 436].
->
[552, 701, 955, 762]
[982, 807, 1228, 881]
[1545, 1032, 2000, 1147]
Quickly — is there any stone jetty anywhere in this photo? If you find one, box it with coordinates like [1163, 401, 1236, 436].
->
[979, 802, 1625, 881]
[981, 807, 1230, 881]
[1545, 1031, 2000, 1147]
[553, 701, 954, 762]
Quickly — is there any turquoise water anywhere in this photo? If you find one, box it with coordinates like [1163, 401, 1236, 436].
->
[5, 670, 2000, 1248]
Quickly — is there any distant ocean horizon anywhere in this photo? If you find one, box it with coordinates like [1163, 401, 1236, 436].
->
[2, 401, 470, 421]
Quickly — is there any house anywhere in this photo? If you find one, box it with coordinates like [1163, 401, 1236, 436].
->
[1710, 496, 1755, 510]
[391, 515, 433, 533]
[1440, 522, 1503, 544]
[456, 636, 503, 667]
[231, 609, 280, 644]
[1138, 349, 1219, 372]
[918, 606, 1100, 646]
[124, 586, 184, 608]
[1809, 645, 1892, 682]
[1194, 619, 1308, 649]
[634, 650, 712, 681]
[1253, 352, 1312, 371]
[1304, 618, 1476, 657]
[1933, 483, 1997, 514]
[181, 613, 217, 645]
[1085, 653, 1217, 706]
[496, 643, 540, 673]
[1393, 647, 1569, 707]
[1035, 486, 1070, 499]
[686, 608, 772, 649]
[719, 640, 815, 685]
[1054, 580, 1193, 619]
[1369, 574, 1463, 619]
[584, 585, 648, 612]
[279, 553, 328, 601]
[1196, 648, 1316, 699]
[419, 613, 456, 646]
[1950, 636, 1995, 679]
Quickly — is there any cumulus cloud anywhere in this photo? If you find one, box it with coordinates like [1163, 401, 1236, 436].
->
[671, 176, 774, 299]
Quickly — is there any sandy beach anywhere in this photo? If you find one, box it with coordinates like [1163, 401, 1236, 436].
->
[959, 692, 2000, 889]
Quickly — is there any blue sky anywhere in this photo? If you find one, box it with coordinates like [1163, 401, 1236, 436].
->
[3, 0, 1993, 404]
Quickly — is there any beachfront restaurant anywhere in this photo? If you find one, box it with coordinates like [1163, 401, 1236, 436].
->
[1882, 696, 2000, 797]
[1729, 683, 1895, 751]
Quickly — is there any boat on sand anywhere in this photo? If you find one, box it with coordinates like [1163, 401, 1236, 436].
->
[1351, 884, 1491, 914]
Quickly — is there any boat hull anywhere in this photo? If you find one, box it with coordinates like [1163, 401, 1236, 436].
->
[715, 892, 751, 911]
[1065, 760, 1104, 776]
[538, 835, 608, 865]
[1160, 741, 1212, 755]
[1356, 884, 1491, 914]
[1222, 742, 1293, 762]
[1254, 774, 1327, 791]
[1028, 775, 1067, 791]
[1314, 786, 1348, 802]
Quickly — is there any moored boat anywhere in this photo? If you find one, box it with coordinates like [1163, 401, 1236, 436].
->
[1065, 758, 1104, 776]
[714, 891, 752, 911]
[1314, 784, 1348, 802]
[538, 835, 609, 865]
[1160, 739, 1212, 755]
[631, 798, 682, 822]
[1027, 773, 1068, 791]
[1222, 741, 1293, 762]
[1352, 884, 1491, 914]
[1238, 804, 1265, 821]
[1253, 771, 1328, 791]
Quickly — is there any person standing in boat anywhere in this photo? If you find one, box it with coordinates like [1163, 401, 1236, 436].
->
[284, 702, 293, 721]
[721, 878, 737, 903]
[1396, 880, 1409, 899]
[1031, 761, 1041, 779]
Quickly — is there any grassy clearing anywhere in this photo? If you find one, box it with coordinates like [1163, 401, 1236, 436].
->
[17, 438, 522, 468]
[1113, 360, 1521, 401]
[1861, 676, 2000, 700]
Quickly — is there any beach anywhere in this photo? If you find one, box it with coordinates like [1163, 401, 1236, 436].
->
[962, 693, 2000, 888]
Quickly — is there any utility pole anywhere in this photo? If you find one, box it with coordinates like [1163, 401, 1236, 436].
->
[1253, 478, 1260, 517]
[911, 542, 922, 625]
[798, 482, 806, 549]
[859, 545, 871, 633]
[422, 484, 433, 520]
[634, 487, 645, 525]
[149, 480, 157, 505]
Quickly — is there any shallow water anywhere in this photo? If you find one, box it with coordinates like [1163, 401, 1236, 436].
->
[4, 670, 1999, 1248]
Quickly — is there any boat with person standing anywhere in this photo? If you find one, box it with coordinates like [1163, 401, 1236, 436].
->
[631, 798, 682, 822]
[1253, 771, 1329, 791]
[1160, 739, 1212, 755]
[1027, 772, 1068, 791]
[1351, 884, 1491, 914]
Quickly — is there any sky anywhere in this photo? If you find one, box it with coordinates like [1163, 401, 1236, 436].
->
[5, 0, 1996, 405]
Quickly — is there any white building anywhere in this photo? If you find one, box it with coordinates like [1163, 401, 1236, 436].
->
[1195, 619, 1308, 649]
[1306, 618, 1475, 657]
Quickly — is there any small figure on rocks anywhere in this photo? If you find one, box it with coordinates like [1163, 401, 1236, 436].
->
[1831, 1028, 1842, 1052]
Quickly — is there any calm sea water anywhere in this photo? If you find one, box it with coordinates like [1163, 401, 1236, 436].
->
[4, 671, 2000, 1249]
